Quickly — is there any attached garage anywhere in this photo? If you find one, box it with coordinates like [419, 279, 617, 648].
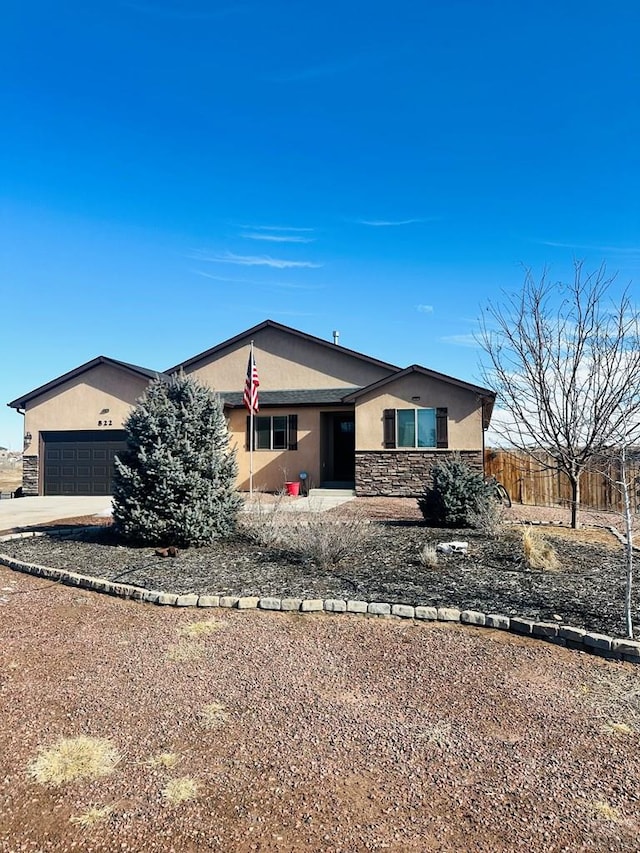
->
[42, 431, 128, 495]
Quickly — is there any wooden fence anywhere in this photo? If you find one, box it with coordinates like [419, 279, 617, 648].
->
[484, 448, 640, 512]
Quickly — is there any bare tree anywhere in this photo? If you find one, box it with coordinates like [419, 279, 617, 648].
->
[479, 262, 640, 528]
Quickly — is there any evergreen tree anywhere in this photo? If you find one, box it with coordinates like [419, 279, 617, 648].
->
[417, 456, 493, 528]
[112, 373, 242, 546]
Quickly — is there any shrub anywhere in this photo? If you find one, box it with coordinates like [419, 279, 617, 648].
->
[417, 457, 494, 528]
[112, 373, 242, 547]
[467, 497, 507, 537]
[240, 496, 373, 569]
[238, 490, 289, 549]
[290, 506, 373, 569]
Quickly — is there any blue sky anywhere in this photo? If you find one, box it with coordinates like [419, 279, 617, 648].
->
[1, 0, 639, 448]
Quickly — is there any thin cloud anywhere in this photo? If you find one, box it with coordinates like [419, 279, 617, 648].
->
[235, 224, 314, 233]
[440, 334, 480, 348]
[355, 217, 435, 227]
[534, 239, 640, 255]
[189, 251, 322, 269]
[240, 232, 315, 244]
[417, 304, 434, 314]
[190, 270, 322, 290]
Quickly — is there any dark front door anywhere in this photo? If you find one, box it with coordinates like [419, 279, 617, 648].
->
[332, 414, 355, 482]
[42, 430, 128, 495]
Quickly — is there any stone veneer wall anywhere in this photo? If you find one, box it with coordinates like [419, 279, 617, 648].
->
[355, 450, 483, 497]
[22, 455, 38, 496]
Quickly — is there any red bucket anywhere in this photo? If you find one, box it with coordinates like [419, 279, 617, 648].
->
[285, 481, 300, 496]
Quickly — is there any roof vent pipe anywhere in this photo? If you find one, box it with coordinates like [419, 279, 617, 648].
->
[333, 330, 340, 345]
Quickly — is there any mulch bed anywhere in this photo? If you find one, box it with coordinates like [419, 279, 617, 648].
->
[2, 514, 635, 638]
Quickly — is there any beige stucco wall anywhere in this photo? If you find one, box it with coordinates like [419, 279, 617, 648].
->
[355, 373, 484, 451]
[227, 406, 329, 491]
[183, 325, 392, 392]
[23, 364, 150, 456]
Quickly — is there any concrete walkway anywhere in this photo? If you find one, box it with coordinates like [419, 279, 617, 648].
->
[0, 491, 355, 530]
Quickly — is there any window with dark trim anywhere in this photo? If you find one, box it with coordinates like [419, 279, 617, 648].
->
[384, 407, 448, 448]
[246, 414, 298, 450]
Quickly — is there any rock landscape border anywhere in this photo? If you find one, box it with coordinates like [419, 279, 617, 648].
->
[2, 526, 640, 665]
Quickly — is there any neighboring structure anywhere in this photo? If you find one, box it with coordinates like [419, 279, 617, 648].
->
[8, 320, 495, 497]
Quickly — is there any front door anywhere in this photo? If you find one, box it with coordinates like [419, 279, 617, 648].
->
[333, 414, 355, 482]
[320, 412, 355, 486]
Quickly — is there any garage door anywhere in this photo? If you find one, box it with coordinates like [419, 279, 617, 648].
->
[42, 431, 128, 495]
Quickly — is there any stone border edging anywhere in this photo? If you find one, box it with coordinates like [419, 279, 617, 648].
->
[2, 527, 639, 665]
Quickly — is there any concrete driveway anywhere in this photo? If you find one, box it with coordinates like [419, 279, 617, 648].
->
[0, 496, 113, 530]
[0, 492, 355, 530]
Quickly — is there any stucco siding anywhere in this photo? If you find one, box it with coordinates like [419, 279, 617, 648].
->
[355, 373, 483, 451]
[227, 406, 328, 492]
[183, 326, 392, 392]
[23, 364, 149, 457]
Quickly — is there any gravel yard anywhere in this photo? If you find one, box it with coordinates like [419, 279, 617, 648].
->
[1, 562, 640, 853]
[2, 498, 640, 852]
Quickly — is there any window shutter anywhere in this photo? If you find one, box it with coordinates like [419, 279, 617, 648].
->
[383, 409, 396, 448]
[287, 414, 298, 450]
[436, 407, 448, 448]
[246, 415, 251, 450]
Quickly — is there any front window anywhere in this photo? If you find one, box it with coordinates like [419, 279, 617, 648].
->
[255, 415, 289, 450]
[397, 408, 436, 448]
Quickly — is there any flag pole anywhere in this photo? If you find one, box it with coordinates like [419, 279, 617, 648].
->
[249, 340, 254, 496]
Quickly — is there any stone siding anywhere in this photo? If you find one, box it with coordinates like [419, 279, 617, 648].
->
[355, 450, 483, 497]
[23, 455, 38, 496]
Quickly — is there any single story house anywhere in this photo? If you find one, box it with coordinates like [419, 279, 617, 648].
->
[8, 319, 495, 497]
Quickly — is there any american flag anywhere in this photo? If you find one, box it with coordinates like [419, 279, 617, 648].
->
[243, 351, 260, 413]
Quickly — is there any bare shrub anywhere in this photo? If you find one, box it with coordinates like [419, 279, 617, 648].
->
[288, 507, 373, 569]
[239, 490, 289, 549]
[522, 528, 561, 571]
[241, 496, 374, 569]
[467, 499, 507, 538]
[418, 544, 439, 569]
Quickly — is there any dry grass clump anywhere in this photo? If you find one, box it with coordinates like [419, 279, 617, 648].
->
[166, 641, 205, 662]
[148, 751, 180, 769]
[418, 543, 439, 569]
[28, 736, 120, 786]
[602, 721, 634, 736]
[592, 800, 621, 822]
[178, 619, 224, 639]
[522, 528, 561, 571]
[69, 805, 113, 827]
[199, 701, 230, 729]
[162, 776, 199, 804]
